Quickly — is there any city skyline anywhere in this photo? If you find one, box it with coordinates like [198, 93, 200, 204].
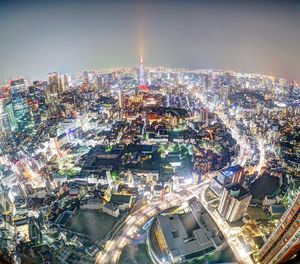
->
[0, 1, 299, 264]
[1, 0, 300, 81]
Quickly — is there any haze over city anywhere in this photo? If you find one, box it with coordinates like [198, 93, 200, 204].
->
[1, 0, 300, 81]
[0, 1, 300, 264]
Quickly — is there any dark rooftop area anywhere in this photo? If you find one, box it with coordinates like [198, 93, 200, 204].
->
[250, 175, 280, 200]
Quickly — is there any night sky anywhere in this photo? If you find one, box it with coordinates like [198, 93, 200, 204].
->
[0, 0, 300, 81]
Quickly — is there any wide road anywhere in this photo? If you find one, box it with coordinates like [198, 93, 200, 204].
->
[95, 94, 257, 264]
[95, 178, 254, 264]
[95, 182, 209, 264]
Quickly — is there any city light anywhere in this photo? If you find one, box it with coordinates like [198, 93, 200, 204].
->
[0, 1, 299, 264]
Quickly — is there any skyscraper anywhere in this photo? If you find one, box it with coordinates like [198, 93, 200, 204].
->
[0, 183, 14, 218]
[3, 101, 17, 132]
[204, 74, 209, 91]
[218, 183, 251, 223]
[118, 89, 122, 108]
[10, 79, 27, 94]
[60, 74, 69, 92]
[0, 99, 13, 151]
[258, 193, 300, 264]
[11, 93, 32, 132]
[48, 72, 59, 100]
[0, 111, 11, 134]
[216, 165, 245, 186]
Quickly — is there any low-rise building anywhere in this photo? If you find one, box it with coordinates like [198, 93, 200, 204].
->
[269, 205, 286, 218]
[103, 202, 120, 218]
[110, 194, 133, 211]
[151, 199, 223, 263]
[80, 198, 102, 210]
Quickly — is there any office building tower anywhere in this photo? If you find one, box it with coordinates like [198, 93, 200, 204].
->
[118, 89, 122, 108]
[199, 108, 207, 122]
[0, 108, 13, 151]
[48, 72, 59, 100]
[10, 79, 27, 94]
[11, 95, 32, 131]
[83, 70, 89, 82]
[58, 77, 63, 95]
[4, 101, 17, 132]
[258, 193, 300, 264]
[0, 111, 11, 134]
[204, 74, 209, 90]
[0, 183, 14, 218]
[61, 74, 69, 92]
[28, 218, 42, 245]
[288, 81, 294, 95]
[217, 165, 244, 186]
[218, 183, 251, 223]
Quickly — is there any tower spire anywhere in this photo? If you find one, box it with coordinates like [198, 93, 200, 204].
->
[139, 56, 145, 86]
[138, 56, 148, 92]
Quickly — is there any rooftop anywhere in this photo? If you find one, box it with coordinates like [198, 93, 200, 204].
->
[110, 194, 132, 204]
[157, 201, 222, 261]
[225, 183, 251, 201]
[250, 175, 280, 200]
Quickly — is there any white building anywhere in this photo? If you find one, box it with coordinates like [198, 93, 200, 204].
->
[103, 202, 120, 218]
[218, 183, 252, 223]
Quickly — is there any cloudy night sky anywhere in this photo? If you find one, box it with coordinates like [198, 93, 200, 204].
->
[0, 0, 300, 81]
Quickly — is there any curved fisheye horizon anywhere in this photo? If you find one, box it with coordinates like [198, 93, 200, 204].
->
[1, 0, 300, 81]
[0, 1, 299, 264]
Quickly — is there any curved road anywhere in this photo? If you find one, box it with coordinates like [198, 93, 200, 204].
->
[95, 93, 258, 264]
[95, 182, 209, 264]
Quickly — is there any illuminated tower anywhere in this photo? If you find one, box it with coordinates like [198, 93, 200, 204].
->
[139, 56, 145, 86]
[138, 56, 148, 92]
[258, 193, 300, 264]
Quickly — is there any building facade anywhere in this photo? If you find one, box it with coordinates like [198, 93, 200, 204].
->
[218, 183, 251, 223]
[258, 193, 300, 264]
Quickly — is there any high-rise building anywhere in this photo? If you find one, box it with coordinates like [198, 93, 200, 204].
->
[0, 109, 13, 151]
[218, 183, 251, 223]
[199, 108, 207, 122]
[0, 183, 14, 218]
[217, 165, 245, 186]
[118, 89, 122, 108]
[10, 79, 27, 94]
[4, 101, 17, 132]
[258, 193, 300, 264]
[288, 81, 294, 95]
[204, 74, 209, 91]
[60, 74, 69, 92]
[48, 72, 59, 100]
[0, 112, 11, 133]
[28, 218, 42, 245]
[11, 95, 32, 131]
[83, 71, 89, 82]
